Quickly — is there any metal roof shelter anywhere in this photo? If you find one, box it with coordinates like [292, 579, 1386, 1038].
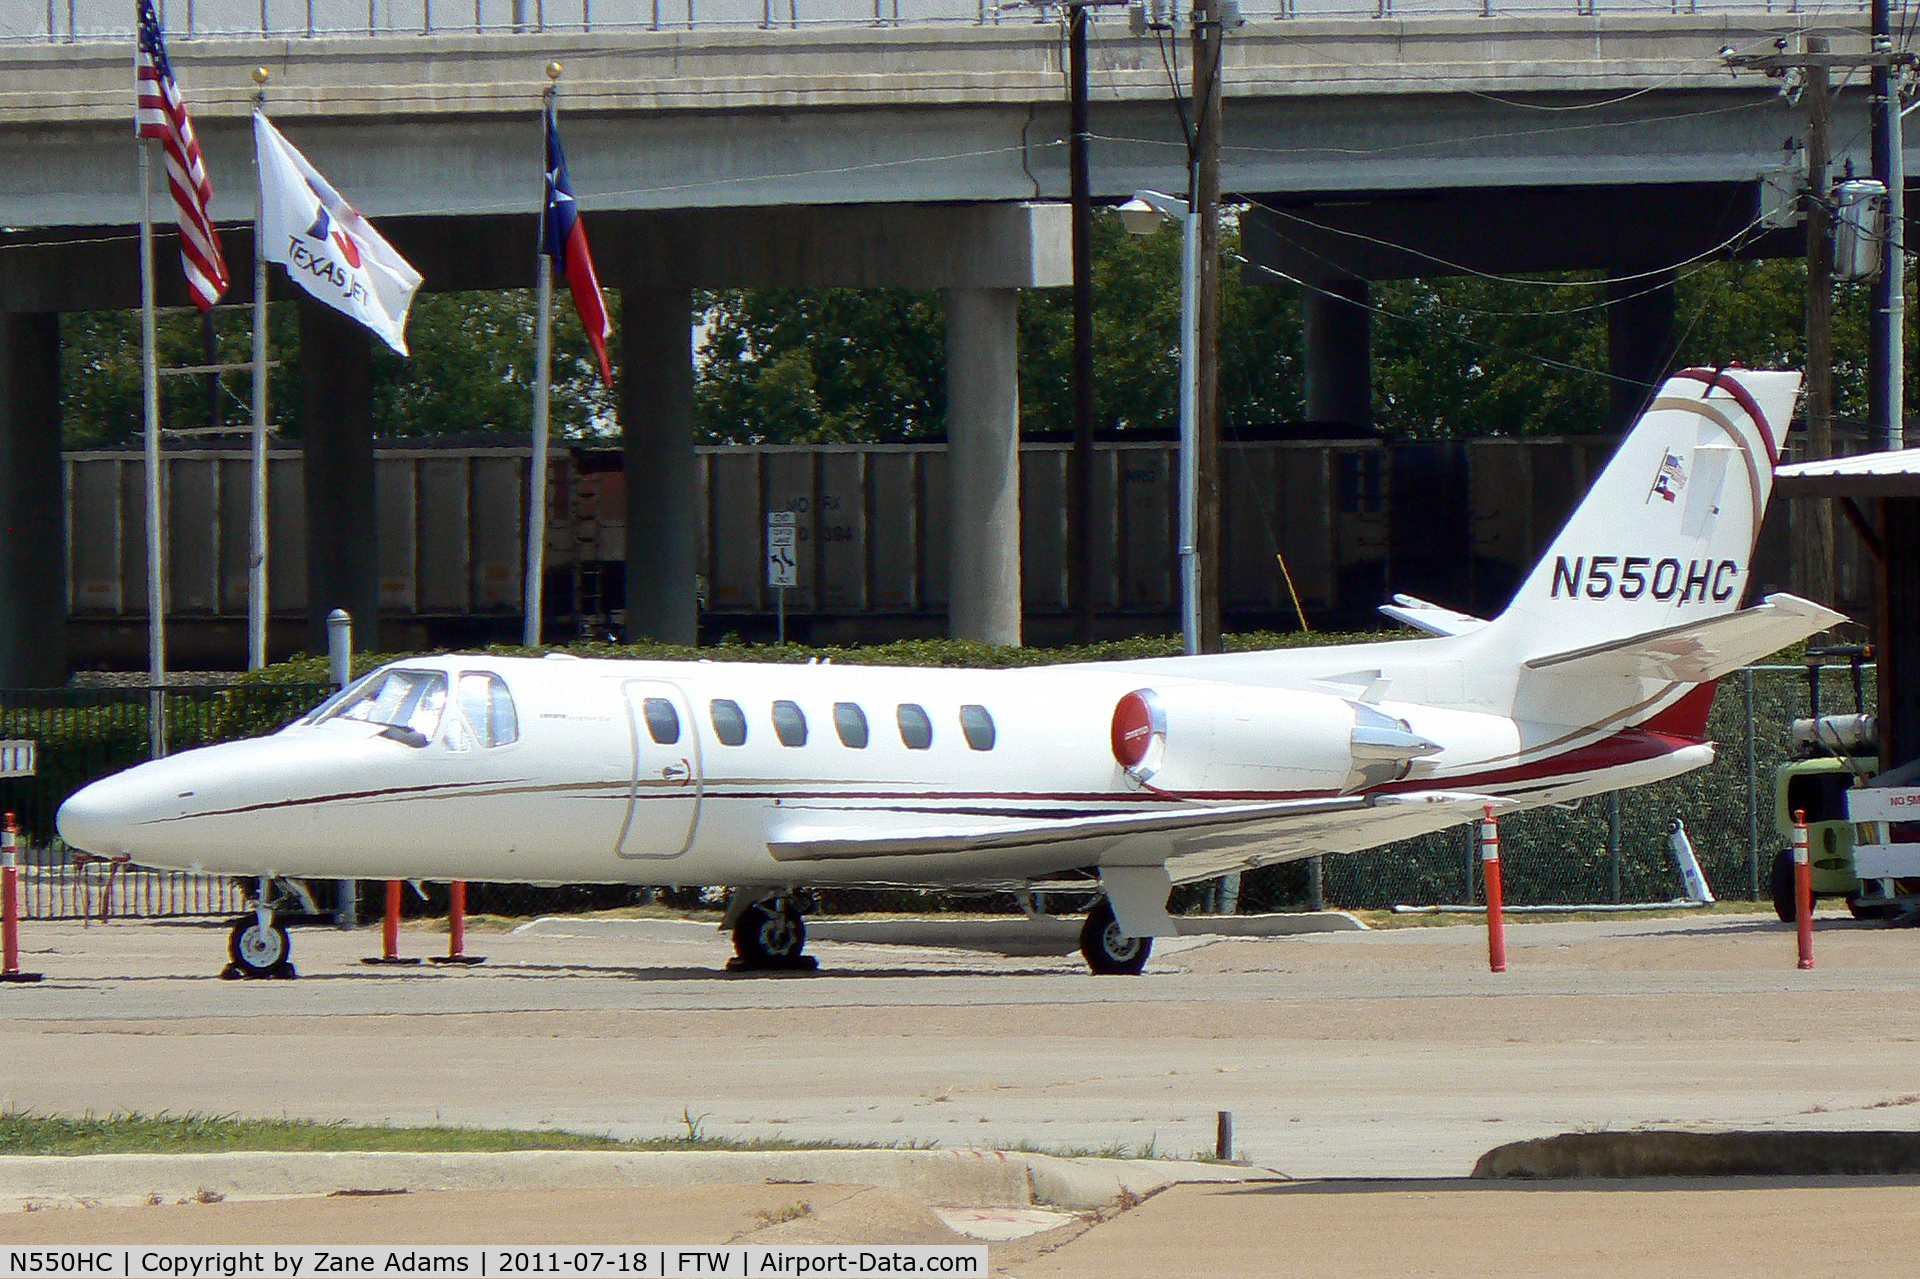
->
[1776, 448, 1920, 774]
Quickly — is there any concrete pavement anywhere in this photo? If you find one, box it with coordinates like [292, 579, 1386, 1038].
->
[1, 911, 1916, 1179]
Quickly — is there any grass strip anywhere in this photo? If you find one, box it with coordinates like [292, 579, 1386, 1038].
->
[0, 1111, 907, 1158]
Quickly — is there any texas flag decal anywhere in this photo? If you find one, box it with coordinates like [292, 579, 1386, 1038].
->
[542, 107, 613, 386]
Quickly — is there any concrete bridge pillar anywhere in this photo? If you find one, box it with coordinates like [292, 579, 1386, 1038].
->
[1303, 278, 1372, 429]
[0, 312, 66, 686]
[298, 295, 381, 654]
[620, 286, 699, 645]
[945, 287, 1022, 646]
[1607, 272, 1676, 432]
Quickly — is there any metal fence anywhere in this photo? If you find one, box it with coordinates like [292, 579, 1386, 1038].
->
[3, 0, 1893, 43]
[0, 662, 1858, 920]
[0, 681, 329, 920]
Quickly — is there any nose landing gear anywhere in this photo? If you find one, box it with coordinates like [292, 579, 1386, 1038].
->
[221, 878, 300, 979]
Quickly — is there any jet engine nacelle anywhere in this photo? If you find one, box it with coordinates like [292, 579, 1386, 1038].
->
[1109, 683, 1440, 797]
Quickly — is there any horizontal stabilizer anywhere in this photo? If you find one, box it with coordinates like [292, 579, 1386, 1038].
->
[1379, 594, 1489, 637]
[1523, 593, 1844, 683]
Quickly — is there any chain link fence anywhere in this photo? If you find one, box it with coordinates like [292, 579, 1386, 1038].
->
[1238, 662, 1866, 911]
[0, 663, 1857, 920]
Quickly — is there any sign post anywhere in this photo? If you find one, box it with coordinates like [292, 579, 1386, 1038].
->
[767, 511, 797, 644]
[0, 745, 43, 984]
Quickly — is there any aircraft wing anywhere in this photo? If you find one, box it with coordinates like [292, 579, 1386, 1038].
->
[1522, 593, 1845, 683]
[765, 790, 1512, 882]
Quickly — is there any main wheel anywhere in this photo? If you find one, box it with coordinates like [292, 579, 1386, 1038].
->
[1770, 849, 1799, 923]
[733, 901, 806, 967]
[227, 916, 293, 979]
[1848, 893, 1897, 921]
[1079, 898, 1151, 976]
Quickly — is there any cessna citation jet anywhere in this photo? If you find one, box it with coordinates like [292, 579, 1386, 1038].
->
[60, 368, 1841, 978]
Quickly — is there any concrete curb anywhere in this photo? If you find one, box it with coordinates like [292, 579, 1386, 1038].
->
[1473, 1130, 1920, 1179]
[0, 1150, 1279, 1213]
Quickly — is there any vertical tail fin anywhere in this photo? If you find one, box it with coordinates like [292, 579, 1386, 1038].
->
[1493, 368, 1799, 656]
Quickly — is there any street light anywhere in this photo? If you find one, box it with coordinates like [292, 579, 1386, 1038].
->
[1118, 189, 1201, 655]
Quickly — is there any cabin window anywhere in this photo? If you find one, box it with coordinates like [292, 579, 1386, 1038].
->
[897, 703, 933, 750]
[322, 668, 446, 741]
[457, 672, 518, 747]
[711, 698, 748, 746]
[959, 704, 996, 751]
[772, 700, 808, 747]
[834, 702, 869, 749]
[641, 696, 680, 745]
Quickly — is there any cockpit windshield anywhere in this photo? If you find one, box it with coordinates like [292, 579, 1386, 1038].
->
[312, 668, 447, 739]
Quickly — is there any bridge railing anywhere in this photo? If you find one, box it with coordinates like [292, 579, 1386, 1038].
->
[2, 0, 1886, 44]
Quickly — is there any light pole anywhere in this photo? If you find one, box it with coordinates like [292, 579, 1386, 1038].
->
[1118, 188, 1200, 655]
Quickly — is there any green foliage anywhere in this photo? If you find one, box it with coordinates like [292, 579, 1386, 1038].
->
[695, 288, 948, 443]
[1017, 214, 1304, 437]
[365, 291, 617, 441]
[0, 1110, 915, 1156]
[61, 231, 1893, 449]
[1371, 276, 1610, 439]
[229, 630, 1391, 687]
[60, 292, 615, 449]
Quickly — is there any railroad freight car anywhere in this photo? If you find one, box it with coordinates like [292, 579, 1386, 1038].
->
[61, 432, 1825, 667]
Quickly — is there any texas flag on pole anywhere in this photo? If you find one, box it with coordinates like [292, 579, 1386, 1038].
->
[542, 106, 612, 386]
[254, 110, 422, 356]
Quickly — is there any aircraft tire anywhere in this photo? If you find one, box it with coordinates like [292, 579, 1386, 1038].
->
[227, 916, 294, 979]
[1079, 899, 1151, 976]
[732, 901, 807, 968]
[1847, 893, 1897, 921]
[1770, 849, 1798, 924]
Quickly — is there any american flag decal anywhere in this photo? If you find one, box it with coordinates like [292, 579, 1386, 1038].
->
[1649, 450, 1688, 504]
[136, 0, 229, 310]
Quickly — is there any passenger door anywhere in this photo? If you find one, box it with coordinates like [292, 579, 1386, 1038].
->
[617, 681, 702, 859]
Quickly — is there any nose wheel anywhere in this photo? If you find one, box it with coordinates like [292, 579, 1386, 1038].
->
[223, 916, 295, 979]
[221, 878, 298, 979]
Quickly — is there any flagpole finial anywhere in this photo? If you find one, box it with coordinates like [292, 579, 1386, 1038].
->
[252, 66, 270, 85]
[546, 61, 564, 81]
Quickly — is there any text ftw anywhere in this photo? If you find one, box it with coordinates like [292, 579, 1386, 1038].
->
[1550, 556, 1739, 605]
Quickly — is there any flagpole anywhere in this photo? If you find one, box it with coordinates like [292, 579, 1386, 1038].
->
[248, 69, 271, 670]
[524, 61, 561, 649]
[138, 138, 168, 758]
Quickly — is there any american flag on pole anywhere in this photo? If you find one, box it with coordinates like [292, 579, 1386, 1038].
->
[136, 0, 229, 310]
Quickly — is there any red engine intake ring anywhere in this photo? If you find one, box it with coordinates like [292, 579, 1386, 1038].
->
[1110, 689, 1165, 781]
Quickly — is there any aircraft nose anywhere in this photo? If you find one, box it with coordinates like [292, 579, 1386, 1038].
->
[57, 773, 141, 858]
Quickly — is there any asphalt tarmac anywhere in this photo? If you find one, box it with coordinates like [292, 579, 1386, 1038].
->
[2, 910, 1917, 1180]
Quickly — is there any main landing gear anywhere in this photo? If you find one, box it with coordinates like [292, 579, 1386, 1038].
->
[724, 891, 818, 973]
[221, 877, 303, 980]
[1079, 898, 1152, 976]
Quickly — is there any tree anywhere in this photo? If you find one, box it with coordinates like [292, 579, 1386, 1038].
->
[694, 288, 948, 444]
[61, 291, 616, 448]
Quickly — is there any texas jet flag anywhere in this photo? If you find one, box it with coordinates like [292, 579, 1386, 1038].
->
[542, 106, 612, 385]
[254, 110, 421, 356]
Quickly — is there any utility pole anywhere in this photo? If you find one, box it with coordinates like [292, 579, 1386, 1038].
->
[1805, 33, 1836, 610]
[1192, 0, 1224, 653]
[1872, 0, 1908, 452]
[1068, 0, 1095, 644]
[1729, 36, 1913, 607]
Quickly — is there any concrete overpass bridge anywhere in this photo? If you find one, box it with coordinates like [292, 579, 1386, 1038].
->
[0, 10, 1893, 681]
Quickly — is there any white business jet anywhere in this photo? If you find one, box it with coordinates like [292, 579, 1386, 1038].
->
[60, 369, 1840, 978]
